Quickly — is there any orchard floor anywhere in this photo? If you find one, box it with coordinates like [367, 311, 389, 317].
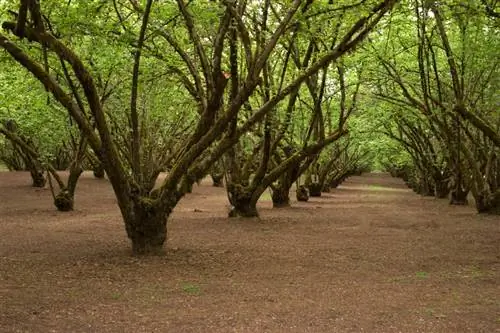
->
[0, 172, 499, 333]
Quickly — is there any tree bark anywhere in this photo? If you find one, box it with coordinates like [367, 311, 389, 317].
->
[308, 182, 322, 197]
[450, 188, 468, 205]
[296, 185, 309, 201]
[475, 190, 500, 215]
[227, 183, 259, 217]
[124, 197, 171, 255]
[271, 185, 291, 208]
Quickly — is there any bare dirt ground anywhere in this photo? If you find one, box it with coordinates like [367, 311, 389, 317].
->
[0, 171, 499, 333]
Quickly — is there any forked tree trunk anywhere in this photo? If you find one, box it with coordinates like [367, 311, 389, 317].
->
[227, 184, 259, 217]
[229, 197, 259, 217]
[53, 162, 83, 211]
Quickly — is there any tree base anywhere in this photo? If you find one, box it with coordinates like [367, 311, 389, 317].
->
[296, 185, 309, 202]
[308, 182, 322, 197]
[272, 189, 290, 208]
[126, 197, 169, 256]
[132, 243, 166, 256]
[31, 171, 46, 188]
[435, 181, 450, 199]
[93, 164, 105, 179]
[450, 189, 468, 205]
[227, 183, 259, 217]
[475, 191, 500, 215]
[54, 190, 74, 211]
[211, 174, 224, 187]
[228, 202, 259, 217]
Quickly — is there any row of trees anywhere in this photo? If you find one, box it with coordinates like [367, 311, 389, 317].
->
[370, 0, 499, 214]
[0, 0, 497, 254]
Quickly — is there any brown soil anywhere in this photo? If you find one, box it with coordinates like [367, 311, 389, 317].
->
[0, 172, 499, 333]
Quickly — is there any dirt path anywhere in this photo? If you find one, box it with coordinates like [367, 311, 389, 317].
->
[0, 172, 499, 332]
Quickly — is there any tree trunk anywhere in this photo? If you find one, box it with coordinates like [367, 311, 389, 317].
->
[211, 172, 224, 187]
[51, 159, 83, 212]
[296, 185, 309, 202]
[30, 167, 46, 187]
[227, 183, 259, 217]
[54, 189, 74, 211]
[229, 198, 259, 217]
[450, 188, 468, 205]
[434, 179, 450, 198]
[417, 175, 435, 196]
[308, 182, 322, 197]
[124, 198, 170, 255]
[25, 153, 46, 187]
[271, 185, 291, 208]
[475, 190, 500, 215]
[93, 162, 105, 178]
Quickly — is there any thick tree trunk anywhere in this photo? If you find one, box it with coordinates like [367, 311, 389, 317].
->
[211, 172, 224, 187]
[229, 198, 259, 217]
[308, 182, 322, 197]
[124, 198, 170, 255]
[296, 185, 309, 202]
[271, 185, 291, 208]
[450, 188, 468, 205]
[93, 162, 105, 178]
[416, 175, 435, 196]
[30, 168, 46, 187]
[434, 179, 450, 198]
[54, 189, 74, 211]
[227, 184, 259, 217]
[475, 190, 500, 215]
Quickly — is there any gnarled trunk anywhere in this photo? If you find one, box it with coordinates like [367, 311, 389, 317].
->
[271, 185, 291, 208]
[227, 183, 259, 217]
[124, 198, 170, 255]
[54, 190, 74, 211]
[229, 198, 259, 217]
[50, 158, 83, 211]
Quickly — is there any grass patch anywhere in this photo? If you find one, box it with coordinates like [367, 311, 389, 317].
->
[415, 271, 429, 279]
[468, 265, 484, 279]
[181, 282, 201, 296]
[110, 292, 122, 300]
